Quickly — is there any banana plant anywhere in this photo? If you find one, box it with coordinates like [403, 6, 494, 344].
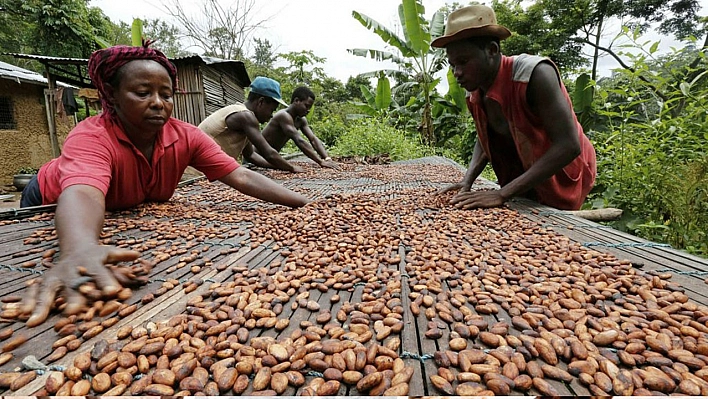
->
[349, 0, 446, 144]
[352, 72, 394, 116]
[573, 73, 595, 130]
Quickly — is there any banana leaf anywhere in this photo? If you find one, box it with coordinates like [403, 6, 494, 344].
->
[347, 48, 408, 66]
[399, 0, 430, 55]
[430, 11, 445, 40]
[375, 76, 392, 111]
[357, 69, 409, 80]
[573, 73, 593, 113]
[447, 68, 467, 111]
[131, 19, 143, 47]
[352, 10, 415, 57]
[95, 36, 111, 49]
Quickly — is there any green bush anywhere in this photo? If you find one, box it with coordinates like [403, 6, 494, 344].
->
[587, 35, 708, 256]
[331, 118, 433, 161]
[17, 167, 39, 174]
[309, 114, 348, 148]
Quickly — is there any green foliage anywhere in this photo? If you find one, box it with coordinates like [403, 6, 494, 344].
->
[279, 51, 327, 86]
[349, 0, 447, 144]
[573, 73, 597, 130]
[343, 75, 373, 102]
[0, 0, 116, 58]
[573, 73, 594, 113]
[143, 19, 191, 58]
[494, 0, 585, 73]
[252, 38, 276, 69]
[17, 167, 39, 175]
[490, 0, 702, 79]
[309, 114, 349, 148]
[588, 33, 708, 256]
[353, 72, 394, 116]
[331, 118, 433, 161]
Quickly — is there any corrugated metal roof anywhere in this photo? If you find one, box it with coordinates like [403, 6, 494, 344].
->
[2, 52, 88, 64]
[172, 54, 250, 87]
[172, 54, 241, 65]
[0, 61, 74, 87]
[5, 52, 243, 66]
[1, 52, 248, 87]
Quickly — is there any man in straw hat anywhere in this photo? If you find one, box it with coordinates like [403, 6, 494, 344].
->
[434, 4, 596, 210]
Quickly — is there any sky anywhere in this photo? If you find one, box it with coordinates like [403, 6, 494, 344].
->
[90, 0, 453, 82]
[90, 0, 705, 92]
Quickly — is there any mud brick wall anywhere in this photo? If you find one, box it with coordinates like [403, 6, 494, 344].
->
[0, 80, 73, 186]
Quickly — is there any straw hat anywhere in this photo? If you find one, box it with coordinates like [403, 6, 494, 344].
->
[431, 4, 511, 48]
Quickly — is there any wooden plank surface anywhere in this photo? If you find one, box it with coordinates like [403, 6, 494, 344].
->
[0, 156, 706, 397]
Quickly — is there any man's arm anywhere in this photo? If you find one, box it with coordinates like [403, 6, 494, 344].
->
[497, 62, 581, 200]
[219, 166, 309, 208]
[24, 185, 139, 326]
[461, 140, 488, 191]
[241, 143, 275, 167]
[226, 112, 300, 172]
[299, 118, 329, 159]
[274, 113, 329, 167]
[438, 140, 488, 194]
[299, 118, 339, 169]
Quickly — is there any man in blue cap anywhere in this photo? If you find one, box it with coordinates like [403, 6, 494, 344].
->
[199, 76, 304, 172]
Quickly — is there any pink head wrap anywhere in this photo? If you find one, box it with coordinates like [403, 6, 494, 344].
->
[88, 40, 178, 116]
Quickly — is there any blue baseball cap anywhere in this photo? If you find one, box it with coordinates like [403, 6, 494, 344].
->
[249, 77, 288, 106]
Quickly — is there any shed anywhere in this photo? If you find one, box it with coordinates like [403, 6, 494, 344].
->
[170, 55, 250, 125]
[0, 60, 75, 186]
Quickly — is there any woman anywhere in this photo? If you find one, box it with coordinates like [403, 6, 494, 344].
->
[20, 43, 309, 327]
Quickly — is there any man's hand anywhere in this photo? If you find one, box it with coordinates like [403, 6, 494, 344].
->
[320, 159, 341, 170]
[22, 245, 140, 327]
[292, 164, 305, 173]
[436, 182, 465, 195]
[450, 189, 506, 210]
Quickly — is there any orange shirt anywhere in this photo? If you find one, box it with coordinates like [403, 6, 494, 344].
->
[467, 54, 596, 210]
[38, 115, 238, 210]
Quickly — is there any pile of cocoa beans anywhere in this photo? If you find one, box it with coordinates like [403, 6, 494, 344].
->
[265, 161, 466, 184]
[30, 278, 415, 396]
[1, 163, 707, 396]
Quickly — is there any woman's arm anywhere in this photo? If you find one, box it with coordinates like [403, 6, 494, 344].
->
[24, 185, 139, 326]
[219, 167, 310, 208]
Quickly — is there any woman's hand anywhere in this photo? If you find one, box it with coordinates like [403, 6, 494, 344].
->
[22, 245, 140, 327]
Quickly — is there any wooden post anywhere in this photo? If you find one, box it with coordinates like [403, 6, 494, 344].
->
[567, 208, 623, 221]
[78, 64, 90, 119]
[44, 64, 61, 158]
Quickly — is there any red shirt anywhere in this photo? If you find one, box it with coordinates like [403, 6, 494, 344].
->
[38, 115, 238, 210]
[467, 54, 596, 210]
